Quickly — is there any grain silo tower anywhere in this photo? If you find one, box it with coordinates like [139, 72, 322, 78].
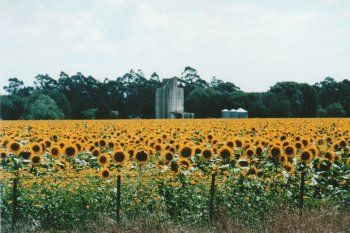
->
[221, 109, 230, 118]
[229, 109, 238, 118]
[155, 78, 184, 119]
[237, 108, 248, 118]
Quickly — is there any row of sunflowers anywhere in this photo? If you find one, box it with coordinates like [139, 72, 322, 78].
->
[0, 119, 349, 231]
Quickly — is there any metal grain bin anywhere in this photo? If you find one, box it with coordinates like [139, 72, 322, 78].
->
[229, 109, 238, 118]
[237, 108, 248, 118]
[221, 109, 230, 118]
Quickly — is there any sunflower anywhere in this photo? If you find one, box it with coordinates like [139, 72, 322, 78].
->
[127, 148, 135, 158]
[44, 140, 52, 148]
[178, 158, 191, 170]
[338, 139, 347, 148]
[98, 154, 110, 166]
[107, 141, 115, 149]
[19, 148, 32, 160]
[284, 146, 295, 158]
[30, 143, 43, 155]
[31, 155, 43, 166]
[99, 139, 107, 148]
[170, 161, 179, 173]
[154, 143, 163, 152]
[237, 158, 249, 167]
[99, 168, 111, 179]
[300, 150, 312, 163]
[324, 151, 335, 162]
[135, 149, 149, 164]
[255, 146, 263, 156]
[301, 139, 309, 147]
[295, 142, 303, 150]
[50, 146, 61, 159]
[112, 150, 128, 165]
[270, 146, 281, 158]
[308, 146, 318, 158]
[202, 148, 214, 160]
[161, 151, 174, 163]
[0, 150, 7, 160]
[245, 148, 255, 158]
[87, 144, 95, 152]
[64, 145, 78, 158]
[7, 141, 22, 155]
[248, 166, 258, 175]
[218, 146, 232, 161]
[92, 148, 101, 157]
[279, 154, 288, 164]
[179, 146, 193, 159]
[284, 163, 295, 173]
[317, 159, 332, 171]
[226, 140, 235, 149]
[234, 139, 243, 148]
[194, 146, 202, 155]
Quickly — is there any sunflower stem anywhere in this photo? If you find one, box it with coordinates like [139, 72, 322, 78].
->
[12, 172, 19, 230]
[116, 175, 121, 225]
[299, 170, 306, 214]
[209, 173, 216, 226]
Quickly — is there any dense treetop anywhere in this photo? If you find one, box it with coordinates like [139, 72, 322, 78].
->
[1, 67, 349, 119]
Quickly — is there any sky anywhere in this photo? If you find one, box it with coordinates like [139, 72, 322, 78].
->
[1, 0, 350, 94]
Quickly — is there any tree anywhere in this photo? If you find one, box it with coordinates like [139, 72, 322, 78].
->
[337, 79, 350, 116]
[326, 103, 346, 117]
[34, 74, 58, 90]
[269, 82, 304, 117]
[25, 95, 64, 119]
[179, 67, 209, 96]
[314, 77, 338, 108]
[185, 88, 224, 118]
[299, 84, 318, 117]
[0, 95, 26, 119]
[4, 77, 24, 94]
[210, 76, 240, 94]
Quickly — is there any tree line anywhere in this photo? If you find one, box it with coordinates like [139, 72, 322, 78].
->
[1, 66, 349, 119]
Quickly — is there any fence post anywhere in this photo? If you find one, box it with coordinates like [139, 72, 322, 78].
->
[209, 173, 216, 225]
[116, 175, 121, 225]
[299, 171, 305, 214]
[12, 176, 19, 230]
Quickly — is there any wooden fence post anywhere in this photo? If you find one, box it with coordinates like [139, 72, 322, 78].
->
[209, 173, 216, 225]
[116, 175, 121, 224]
[12, 176, 19, 230]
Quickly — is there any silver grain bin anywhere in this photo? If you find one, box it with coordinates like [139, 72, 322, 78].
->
[229, 109, 238, 118]
[237, 108, 248, 118]
[221, 109, 230, 118]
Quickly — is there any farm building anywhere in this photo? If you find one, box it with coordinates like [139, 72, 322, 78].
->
[221, 108, 248, 118]
[237, 108, 248, 118]
[229, 109, 238, 118]
[155, 78, 194, 119]
[221, 109, 230, 118]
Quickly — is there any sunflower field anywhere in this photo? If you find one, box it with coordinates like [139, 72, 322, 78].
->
[1, 119, 350, 232]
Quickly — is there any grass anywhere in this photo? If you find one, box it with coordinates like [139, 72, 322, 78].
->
[3, 207, 349, 233]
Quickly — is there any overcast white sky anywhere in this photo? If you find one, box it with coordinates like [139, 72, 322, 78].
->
[1, 0, 349, 94]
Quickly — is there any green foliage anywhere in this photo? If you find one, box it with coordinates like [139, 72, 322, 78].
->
[1, 70, 349, 119]
[24, 95, 65, 120]
[82, 108, 98, 119]
[326, 103, 346, 117]
[0, 95, 26, 119]
[185, 88, 224, 118]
